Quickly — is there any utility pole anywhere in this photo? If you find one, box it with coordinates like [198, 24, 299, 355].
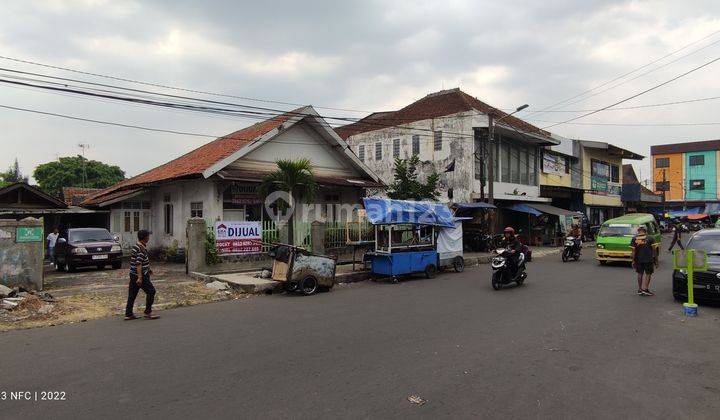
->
[486, 104, 529, 234]
[78, 142, 90, 188]
[661, 169, 667, 216]
[473, 128, 485, 201]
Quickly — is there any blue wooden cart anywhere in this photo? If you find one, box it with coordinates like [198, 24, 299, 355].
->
[362, 198, 457, 282]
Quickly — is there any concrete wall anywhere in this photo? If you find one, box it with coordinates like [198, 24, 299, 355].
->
[581, 146, 623, 208]
[0, 217, 43, 291]
[652, 152, 684, 201]
[684, 150, 717, 201]
[346, 111, 481, 203]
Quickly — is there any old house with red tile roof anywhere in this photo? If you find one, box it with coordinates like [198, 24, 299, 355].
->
[83, 106, 382, 250]
[336, 88, 558, 204]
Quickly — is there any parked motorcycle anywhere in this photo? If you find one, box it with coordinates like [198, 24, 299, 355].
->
[491, 248, 527, 290]
[561, 236, 581, 262]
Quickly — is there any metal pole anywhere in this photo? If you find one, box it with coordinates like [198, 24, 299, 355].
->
[687, 249, 695, 307]
[487, 114, 496, 234]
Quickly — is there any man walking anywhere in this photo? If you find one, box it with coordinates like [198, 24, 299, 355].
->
[667, 223, 684, 252]
[46, 227, 59, 265]
[631, 226, 658, 296]
[124, 229, 159, 320]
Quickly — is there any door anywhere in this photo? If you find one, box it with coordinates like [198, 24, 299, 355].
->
[120, 210, 151, 250]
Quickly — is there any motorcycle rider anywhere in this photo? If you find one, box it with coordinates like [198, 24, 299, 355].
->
[568, 224, 582, 251]
[501, 227, 522, 279]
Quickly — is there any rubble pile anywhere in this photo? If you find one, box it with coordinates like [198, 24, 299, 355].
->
[0, 285, 55, 314]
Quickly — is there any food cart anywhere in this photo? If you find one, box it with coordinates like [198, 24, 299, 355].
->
[362, 197, 461, 282]
[269, 244, 337, 295]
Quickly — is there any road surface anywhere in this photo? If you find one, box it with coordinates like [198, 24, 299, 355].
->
[2, 247, 719, 419]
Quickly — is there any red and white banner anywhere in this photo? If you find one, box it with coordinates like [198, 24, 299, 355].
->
[214, 221, 262, 255]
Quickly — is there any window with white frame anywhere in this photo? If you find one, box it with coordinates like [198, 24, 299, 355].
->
[393, 138, 400, 158]
[358, 144, 365, 162]
[190, 202, 203, 218]
[375, 142, 382, 160]
[412, 135, 420, 155]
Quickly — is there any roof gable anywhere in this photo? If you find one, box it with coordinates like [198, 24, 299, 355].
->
[84, 106, 382, 206]
[0, 183, 67, 209]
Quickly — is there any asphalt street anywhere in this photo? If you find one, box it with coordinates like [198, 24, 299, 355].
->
[2, 245, 720, 419]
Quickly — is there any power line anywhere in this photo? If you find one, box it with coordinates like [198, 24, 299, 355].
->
[0, 55, 372, 114]
[531, 35, 720, 115]
[524, 28, 720, 117]
[527, 119, 720, 127]
[537, 54, 720, 131]
[518, 95, 720, 113]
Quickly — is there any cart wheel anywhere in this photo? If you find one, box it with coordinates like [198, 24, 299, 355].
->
[453, 257, 465, 273]
[300, 276, 318, 295]
[425, 264, 437, 279]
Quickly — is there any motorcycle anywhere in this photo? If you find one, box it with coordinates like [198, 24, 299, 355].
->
[490, 248, 527, 290]
[561, 236, 581, 262]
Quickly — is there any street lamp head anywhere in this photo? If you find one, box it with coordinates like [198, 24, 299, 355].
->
[516, 104, 529, 112]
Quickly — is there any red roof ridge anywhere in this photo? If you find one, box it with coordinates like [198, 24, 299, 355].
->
[335, 88, 547, 139]
[83, 106, 308, 206]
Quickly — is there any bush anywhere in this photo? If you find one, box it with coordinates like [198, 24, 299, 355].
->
[205, 228, 221, 265]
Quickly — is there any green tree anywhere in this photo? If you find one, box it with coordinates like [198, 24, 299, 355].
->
[258, 159, 317, 245]
[33, 155, 125, 196]
[387, 155, 440, 201]
[0, 158, 29, 186]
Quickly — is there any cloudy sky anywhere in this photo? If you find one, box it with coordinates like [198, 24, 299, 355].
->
[2, 0, 719, 184]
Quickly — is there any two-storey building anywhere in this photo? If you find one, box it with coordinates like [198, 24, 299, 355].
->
[335, 88, 560, 234]
[651, 139, 720, 213]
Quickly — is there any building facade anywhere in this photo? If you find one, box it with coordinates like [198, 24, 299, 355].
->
[83, 107, 382, 251]
[651, 139, 720, 208]
[578, 140, 643, 226]
[336, 88, 561, 237]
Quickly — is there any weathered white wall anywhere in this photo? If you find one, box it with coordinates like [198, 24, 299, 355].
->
[233, 121, 360, 178]
[346, 111, 484, 203]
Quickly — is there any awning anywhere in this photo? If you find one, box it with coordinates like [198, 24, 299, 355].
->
[687, 213, 709, 220]
[362, 197, 455, 228]
[705, 203, 720, 215]
[453, 202, 497, 210]
[505, 203, 543, 217]
[669, 207, 703, 217]
[526, 203, 576, 217]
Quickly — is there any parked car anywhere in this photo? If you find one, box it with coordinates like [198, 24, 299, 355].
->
[595, 213, 661, 265]
[673, 229, 720, 303]
[55, 228, 123, 272]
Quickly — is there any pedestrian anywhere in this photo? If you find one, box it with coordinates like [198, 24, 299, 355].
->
[124, 229, 159, 320]
[46, 227, 59, 264]
[667, 223, 684, 252]
[631, 226, 658, 296]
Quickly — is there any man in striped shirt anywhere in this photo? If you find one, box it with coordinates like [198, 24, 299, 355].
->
[124, 229, 159, 320]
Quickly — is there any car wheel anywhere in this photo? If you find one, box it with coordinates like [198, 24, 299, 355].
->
[453, 257, 465, 273]
[300, 276, 318, 295]
[425, 264, 437, 279]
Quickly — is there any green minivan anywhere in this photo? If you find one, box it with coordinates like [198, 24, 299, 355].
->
[596, 213, 661, 265]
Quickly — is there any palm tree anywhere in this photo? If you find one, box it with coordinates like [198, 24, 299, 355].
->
[259, 159, 317, 245]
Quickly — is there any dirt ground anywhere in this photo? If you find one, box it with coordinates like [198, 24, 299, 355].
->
[0, 261, 250, 332]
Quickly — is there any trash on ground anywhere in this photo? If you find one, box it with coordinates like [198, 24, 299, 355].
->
[407, 395, 426, 405]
